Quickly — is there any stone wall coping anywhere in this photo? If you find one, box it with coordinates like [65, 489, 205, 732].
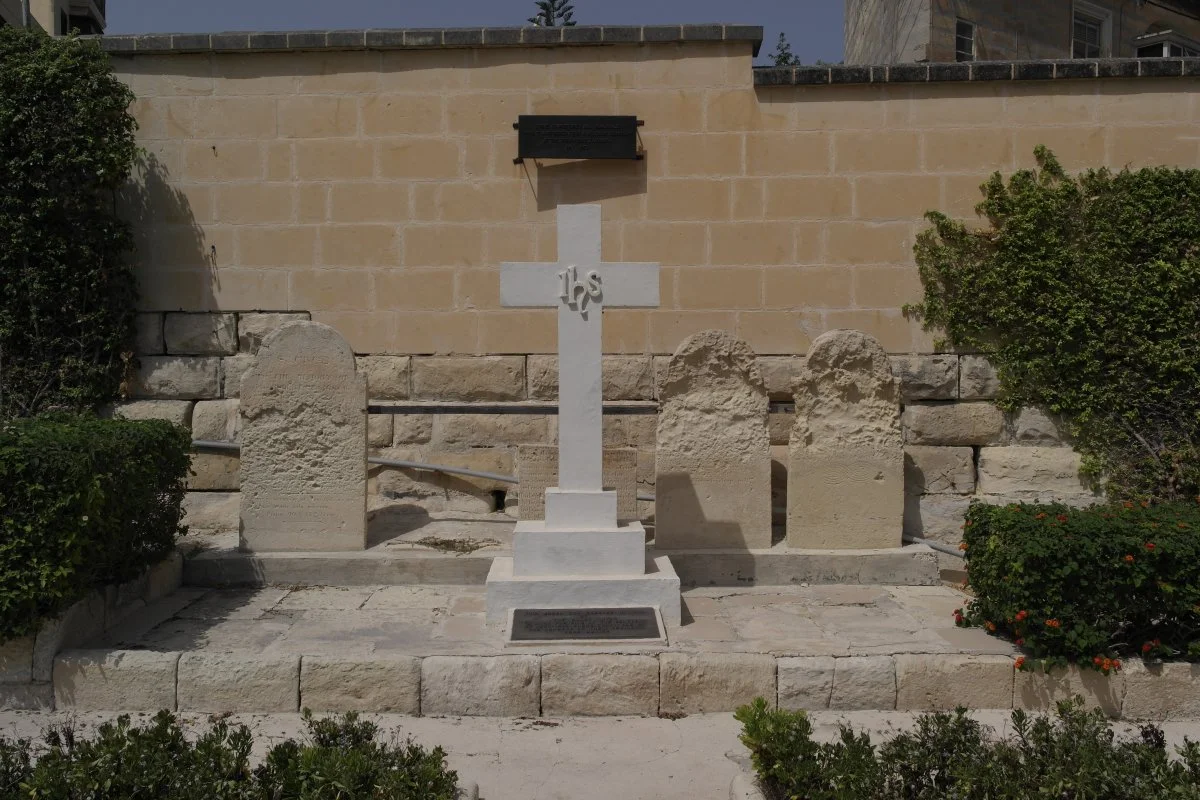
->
[755, 57, 1200, 86]
[84, 24, 764, 56]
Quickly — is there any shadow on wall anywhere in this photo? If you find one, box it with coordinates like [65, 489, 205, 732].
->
[654, 472, 755, 549]
[526, 157, 649, 213]
[118, 151, 213, 311]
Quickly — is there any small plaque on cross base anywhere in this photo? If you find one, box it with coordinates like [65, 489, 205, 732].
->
[484, 204, 681, 632]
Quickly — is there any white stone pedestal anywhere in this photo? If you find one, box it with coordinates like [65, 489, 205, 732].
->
[485, 556, 681, 626]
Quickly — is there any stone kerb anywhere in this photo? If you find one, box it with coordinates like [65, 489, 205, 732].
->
[655, 330, 772, 550]
[788, 329, 903, 549]
[239, 321, 367, 552]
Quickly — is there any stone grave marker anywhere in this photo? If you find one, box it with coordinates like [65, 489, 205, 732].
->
[516, 445, 638, 523]
[655, 330, 772, 549]
[240, 321, 367, 552]
[486, 204, 680, 631]
[788, 329, 903, 549]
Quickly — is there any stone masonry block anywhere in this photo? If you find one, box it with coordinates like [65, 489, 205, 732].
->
[192, 399, 240, 441]
[903, 402, 1006, 446]
[903, 493, 972, 546]
[778, 657, 835, 711]
[959, 355, 999, 400]
[890, 355, 958, 401]
[356, 355, 411, 400]
[238, 312, 310, 353]
[182, 491, 239, 533]
[0, 638, 33, 684]
[368, 414, 394, 448]
[106, 400, 194, 428]
[1013, 408, 1067, 445]
[541, 654, 659, 716]
[135, 313, 164, 355]
[134, 356, 221, 400]
[527, 356, 656, 401]
[904, 446, 975, 495]
[188, 452, 240, 491]
[1121, 661, 1200, 720]
[433, 414, 550, 448]
[757, 356, 804, 401]
[177, 653, 299, 712]
[421, 656, 539, 716]
[0, 684, 53, 711]
[54, 650, 179, 711]
[412, 356, 525, 401]
[392, 415, 433, 445]
[895, 654, 1013, 711]
[300, 656, 421, 714]
[165, 313, 237, 355]
[30, 594, 105, 683]
[977, 446, 1092, 499]
[831, 656, 896, 710]
[221, 354, 254, 398]
[1015, 665, 1124, 718]
[659, 653, 776, 715]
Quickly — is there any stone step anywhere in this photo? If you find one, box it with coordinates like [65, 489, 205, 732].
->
[184, 542, 940, 588]
[47, 647, 1192, 721]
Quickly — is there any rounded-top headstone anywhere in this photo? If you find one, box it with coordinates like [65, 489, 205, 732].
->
[239, 321, 367, 552]
[788, 329, 902, 549]
[656, 330, 771, 549]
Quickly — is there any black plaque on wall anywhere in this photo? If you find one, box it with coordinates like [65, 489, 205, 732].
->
[514, 115, 642, 163]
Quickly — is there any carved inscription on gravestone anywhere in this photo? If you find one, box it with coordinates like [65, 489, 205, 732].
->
[517, 445, 638, 522]
[239, 322, 367, 552]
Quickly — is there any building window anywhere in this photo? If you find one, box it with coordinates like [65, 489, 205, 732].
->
[955, 19, 976, 61]
[1135, 30, 1200, 57]
[59, 10, 69, 34]
[1073, 2, 1111, 58]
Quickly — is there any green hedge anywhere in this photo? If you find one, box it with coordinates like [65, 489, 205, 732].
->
[0, 26, 140, 417]
[0, 415, 190, 642]
[959, 500, 1200, 670]
[736, 697, 1200, 799]
[0, 711, 459, 799]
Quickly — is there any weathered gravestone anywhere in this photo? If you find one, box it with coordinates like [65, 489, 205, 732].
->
[240, 321, 367, 552]
[788, 329, 902, 549]
[656, 330, 772, 550]
[517, 445, 638, 523]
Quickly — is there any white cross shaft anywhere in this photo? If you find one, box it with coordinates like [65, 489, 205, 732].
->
[500, 205, 659, 495]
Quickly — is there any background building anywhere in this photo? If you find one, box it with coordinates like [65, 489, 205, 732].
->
[846, 0, 1200, 63]
[0, 0, 105, 34]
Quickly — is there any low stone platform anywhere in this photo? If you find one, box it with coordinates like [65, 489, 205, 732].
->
[40, 581, 1200, 719]
[181, 510, 940, 588]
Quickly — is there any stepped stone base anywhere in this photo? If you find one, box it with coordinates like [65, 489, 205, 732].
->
[485, 555, 681, 626]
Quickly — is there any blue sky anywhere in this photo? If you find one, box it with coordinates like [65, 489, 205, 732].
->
[107, 0, 845, 64]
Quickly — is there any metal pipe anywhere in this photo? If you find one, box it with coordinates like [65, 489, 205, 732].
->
[20, 0, 29, 28]
[193, 440, 657, 502]
[903, 534, 966, 559]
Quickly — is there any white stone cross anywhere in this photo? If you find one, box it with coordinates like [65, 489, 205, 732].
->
[501, 204, 659, 528]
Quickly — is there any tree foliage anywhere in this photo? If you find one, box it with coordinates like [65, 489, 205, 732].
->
[528, 0, 576, 27]
[0, 27, 140, 417]
[911, 147, 1200, 501]
[769, 32, 801, 66]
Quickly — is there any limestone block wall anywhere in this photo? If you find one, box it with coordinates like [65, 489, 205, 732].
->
[106, 31, 1200, 359]
[120, 319, 1097, 545]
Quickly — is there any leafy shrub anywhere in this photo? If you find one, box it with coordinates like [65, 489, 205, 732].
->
[0, 26, 140, 417]
[0, 415, 190, 642]
[959, 500, 1200, 670]
[911, 147, 1200, 502]
[736, 696, 1200, 800]
[0, 711, 459, 800]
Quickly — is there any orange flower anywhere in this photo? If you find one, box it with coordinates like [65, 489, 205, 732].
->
[985, 621, 997, 632]
[1014, 657, 1026, 670]
[1146, 542, 1156, 551]
[1056, 514, 1069, 523]
[1036, 513, 1048, 520]
[1124, 501, 1135, 510]
[1125, 555, 1135, 563]
[1015, 638, 1025, 646]
[959, 542, 969, 551]
[1094, 656, 1104, 666]
[1016, 610, 1028, 622]
[1045, 619, 1061, 628]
